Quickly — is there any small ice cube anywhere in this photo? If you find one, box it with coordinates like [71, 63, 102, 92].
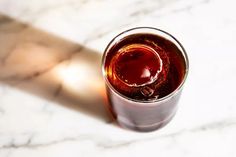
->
[140, 86, 154, 97]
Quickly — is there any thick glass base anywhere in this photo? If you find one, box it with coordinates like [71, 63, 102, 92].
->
[116, 111, 176, 132]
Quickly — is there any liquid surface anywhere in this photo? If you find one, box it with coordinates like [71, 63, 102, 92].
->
[105, 34, 186, 100]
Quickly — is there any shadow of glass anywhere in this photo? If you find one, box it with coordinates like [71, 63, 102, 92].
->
[0, 14, 112, 123]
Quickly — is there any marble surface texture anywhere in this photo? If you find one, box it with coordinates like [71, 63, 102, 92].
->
[0, 0, 236, 156]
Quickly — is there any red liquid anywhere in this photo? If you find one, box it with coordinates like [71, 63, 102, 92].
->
[105, 34, 186, 100]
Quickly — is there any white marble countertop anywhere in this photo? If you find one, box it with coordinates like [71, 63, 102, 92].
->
[0, 0, 236, 156]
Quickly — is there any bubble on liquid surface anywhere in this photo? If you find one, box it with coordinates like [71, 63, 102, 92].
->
[114, 44, 163, 87]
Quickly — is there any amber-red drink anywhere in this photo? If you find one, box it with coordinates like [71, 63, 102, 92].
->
[102, 27, 189, 132]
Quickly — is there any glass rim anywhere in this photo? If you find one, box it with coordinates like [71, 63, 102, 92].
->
[102, 27, 189, 104]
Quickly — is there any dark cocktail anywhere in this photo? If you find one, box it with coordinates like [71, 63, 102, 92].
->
[102, 27, 189, 132]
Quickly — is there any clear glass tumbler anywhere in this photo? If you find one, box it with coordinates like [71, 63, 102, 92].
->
[102, 27, 189, 132]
